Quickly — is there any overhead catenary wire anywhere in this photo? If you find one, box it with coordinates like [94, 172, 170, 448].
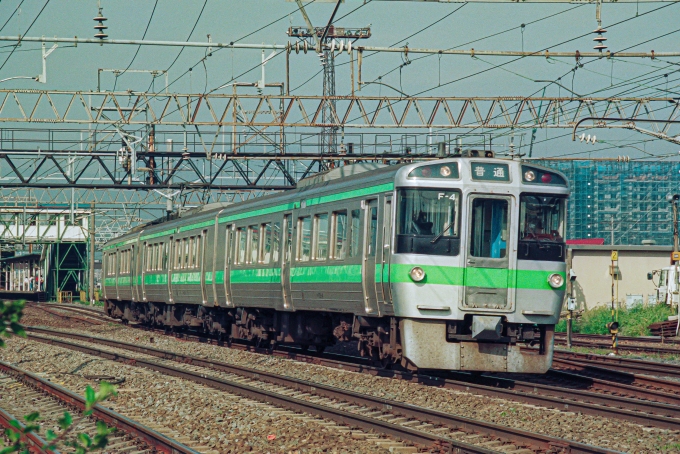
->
[0, 0, 50, 73]
[113, 0, 159, 91]
[0, 0, 25, 34]
[323, 2, 680, 157]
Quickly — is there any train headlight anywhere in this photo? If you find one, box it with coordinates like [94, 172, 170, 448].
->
[439, 165, 452, 177]
[548, 273, 564, 289]
[524, 170, 536, 182]
[409, 266, 426, 282]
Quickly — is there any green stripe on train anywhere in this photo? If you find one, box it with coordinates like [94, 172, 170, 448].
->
[107, 264, 564, 291]
[291, 264, 362, 283]
[144, 273, 168, 285]
[389, 264, 564, 290]
[305, 182, 394, 206]
[231, 268, 281, 284]
[141, 228, 177, 241]
[102, 237, 137, 251]
[171, 272, 202, 285]
[218, 202, 300, 226]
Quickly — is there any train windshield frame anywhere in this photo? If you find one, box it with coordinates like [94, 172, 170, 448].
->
[518, 194, 567, 262]
[395, 188, 461, 256]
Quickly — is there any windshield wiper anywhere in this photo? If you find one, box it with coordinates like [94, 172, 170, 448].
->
[431, 221, 455, 244]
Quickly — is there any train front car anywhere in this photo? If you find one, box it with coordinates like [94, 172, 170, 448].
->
[393, 157, 568, 373]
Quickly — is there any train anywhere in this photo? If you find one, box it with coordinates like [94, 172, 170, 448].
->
[102, 152, 569, 373]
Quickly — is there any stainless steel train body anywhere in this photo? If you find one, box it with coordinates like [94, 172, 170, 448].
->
[102, 157, 569, 373]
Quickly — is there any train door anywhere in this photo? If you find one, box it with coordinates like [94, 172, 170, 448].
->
[131, 244, 139, 302]
[378, 195, 393, 305]
[167, 236, 174, 303]
[223, 226, 233, 306]
[200, 230, 208, 304]
[463, 195, 513, 310]
[281, 214, 293, 310]
[141, 242, 147, 301]
[114, 250, 120, 300]
[362, 199, 380, 315]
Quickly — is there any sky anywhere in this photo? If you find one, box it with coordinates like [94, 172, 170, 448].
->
[0, 0, 679, 159]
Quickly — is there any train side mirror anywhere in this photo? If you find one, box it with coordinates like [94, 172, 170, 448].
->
[569, 269, 577, 281]
[647, 272, 654, 280]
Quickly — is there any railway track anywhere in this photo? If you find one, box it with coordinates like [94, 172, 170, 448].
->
[0, 360, 199, 454]
[554, 334, 680, 355]
[25, 326, 680, 436]
[555, 332, 680, 346]
[25, 308, 680, 429]
[552, 349, 680, 380]
[25, 304, 110, 326]
[22, 328, 618, 454]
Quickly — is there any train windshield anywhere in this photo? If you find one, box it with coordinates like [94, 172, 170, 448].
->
[397, 189, 460, 238]
[519, 195, 565, 242]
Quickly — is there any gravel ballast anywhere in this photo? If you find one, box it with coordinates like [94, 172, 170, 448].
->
[0, 336, 394, 453]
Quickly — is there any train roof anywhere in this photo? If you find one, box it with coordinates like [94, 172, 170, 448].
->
[104, 157, 567, 249]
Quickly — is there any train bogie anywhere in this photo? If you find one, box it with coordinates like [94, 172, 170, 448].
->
[102, 156, 569, 373]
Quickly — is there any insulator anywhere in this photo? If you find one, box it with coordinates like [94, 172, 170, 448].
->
[94, 8, 108, 40]
[303, 41, 308, 54]
[594, 44, 608, 51]
[338, 40, 345, 53]
[593, 36, 607, 43]
[593, 27, 607, 34]
[295, 42, 300, 54]
[347, 40, 352, 55]
[330, 39, 336, 52]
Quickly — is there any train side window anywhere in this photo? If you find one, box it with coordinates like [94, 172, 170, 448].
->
[272, 222, 281, 263]
[368, 206, 378, 257]
[194, 236, 201, 268]
[284, 216, 293, 262]
[249, 225, 260, 264]
[349, 209, 361, 258]
[314, 213, 329, 260]
[469, 198, 509, 259]
[237, 228, 247, 265]
[262, 223, 272, 264]
[297, 216, 311, 262]
[163, 243, 168, 270]
[174, 240, 181, 269]
[333, 211, 348, 260]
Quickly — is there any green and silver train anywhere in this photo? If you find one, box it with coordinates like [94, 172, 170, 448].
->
[102, 154, 568, 373]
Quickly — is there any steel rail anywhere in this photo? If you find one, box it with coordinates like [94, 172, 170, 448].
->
[0, 360, 198, 454]
[26, 302, 119, 324]
[553, 350, 680, 379]
[545, 369, 680, 405]
[29, 305, 104, 325]
[23, 330, 620, 454]
[0, 407, 58, 454]
[555, 332, 680, 346]
[25, 327, 680, 433]
[554, 338, 680, 355]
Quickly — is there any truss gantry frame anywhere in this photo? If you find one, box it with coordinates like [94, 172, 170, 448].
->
[0, 90, 677, 131]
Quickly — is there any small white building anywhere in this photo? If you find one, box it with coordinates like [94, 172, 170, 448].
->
[567, 245, 673, 310]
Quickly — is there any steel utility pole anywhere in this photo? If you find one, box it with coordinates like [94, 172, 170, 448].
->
[289, 1, 370, 169]
[89, 202, 95, 305]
